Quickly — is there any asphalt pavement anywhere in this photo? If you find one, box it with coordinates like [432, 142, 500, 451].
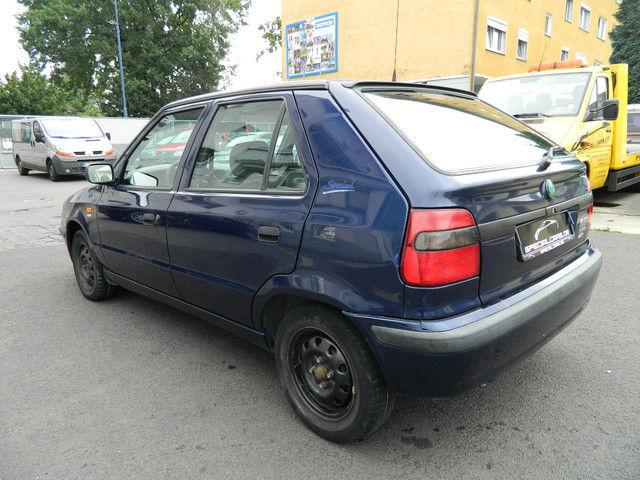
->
[0, 170, 638, 480]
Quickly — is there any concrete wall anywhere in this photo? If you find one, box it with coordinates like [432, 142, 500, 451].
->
[281, 0, 618, 82]
[92, 117, 150, 155]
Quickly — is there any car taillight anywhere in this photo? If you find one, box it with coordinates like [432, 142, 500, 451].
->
[400, 209, 480, 287]
[588, 203, 593, 227]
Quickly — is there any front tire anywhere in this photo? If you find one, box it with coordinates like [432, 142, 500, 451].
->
[47, 160, 61, 182]
[71, 231, 116, 301]
[275, 304, 393, 443]
[16, 157, 29, 176]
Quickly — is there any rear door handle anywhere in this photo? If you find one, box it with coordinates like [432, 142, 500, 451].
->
[142, 213, 159, 225]
[258, 226, 280, 243]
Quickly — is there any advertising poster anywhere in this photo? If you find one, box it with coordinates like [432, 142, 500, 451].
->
[286, 12, 338, 79]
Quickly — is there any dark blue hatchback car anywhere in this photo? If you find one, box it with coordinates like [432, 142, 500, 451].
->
[61, 81, 601, 442]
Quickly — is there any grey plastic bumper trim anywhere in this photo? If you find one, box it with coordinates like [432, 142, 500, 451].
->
[371, 248, 602, 354]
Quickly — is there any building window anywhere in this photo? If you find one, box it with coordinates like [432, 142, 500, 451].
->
[561, 47, 570, 61]
[516, 28, 528, 61]
[597, 17, 607, 40]
[545, 13, 553, 36]
[565, 0, 574, 22]
[486, 16, 507, 55]
[576, 52, 587, 64]
[579, 4, 591, 31]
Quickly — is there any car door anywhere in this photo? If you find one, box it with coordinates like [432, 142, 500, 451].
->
[19, 122, 36, 168]
[166, 93, 318, 326]
[32, 120, 48, 169]
[97, 105, 206, 295]
[579, 76, 614, 185]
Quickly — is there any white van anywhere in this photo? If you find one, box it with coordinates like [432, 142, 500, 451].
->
[12, 117, 117, 181]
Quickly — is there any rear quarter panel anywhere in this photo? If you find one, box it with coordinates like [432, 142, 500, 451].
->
[269, 89, 409, 317]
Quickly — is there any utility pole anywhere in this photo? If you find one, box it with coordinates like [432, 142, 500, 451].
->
[114, 0, 128, 117]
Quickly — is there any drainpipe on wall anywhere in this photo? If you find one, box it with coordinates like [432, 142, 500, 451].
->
[470, 0, 480, 92]
[392, 0, 400, 81]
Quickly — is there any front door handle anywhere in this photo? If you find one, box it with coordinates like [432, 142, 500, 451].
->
[258, 226, 280, 243]
[142, 213, 159, 225]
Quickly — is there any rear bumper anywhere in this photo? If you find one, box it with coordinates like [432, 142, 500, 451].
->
[345, 246, 602, 397]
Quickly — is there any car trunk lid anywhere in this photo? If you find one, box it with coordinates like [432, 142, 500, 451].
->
[449, 158, 592, 304]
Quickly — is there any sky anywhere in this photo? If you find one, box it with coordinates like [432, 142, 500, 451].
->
[0, 0, 282, 89]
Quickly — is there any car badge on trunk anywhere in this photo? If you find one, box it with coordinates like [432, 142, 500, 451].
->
[542, 179, 556, 200]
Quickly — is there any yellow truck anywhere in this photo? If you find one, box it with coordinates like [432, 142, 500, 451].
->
[479, 62, 640, 191]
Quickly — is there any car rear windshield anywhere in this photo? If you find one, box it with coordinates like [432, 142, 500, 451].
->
[41, 119, 104, 139]
[361, 89, 557, 174]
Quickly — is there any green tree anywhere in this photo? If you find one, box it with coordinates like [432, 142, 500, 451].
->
[610, 0, 640, 103]
[0, 65, 68, 115]
[257, 16, 281, 60]
[18, 0, 250, 117]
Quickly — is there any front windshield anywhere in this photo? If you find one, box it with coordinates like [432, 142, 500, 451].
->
[40, 118, 104, 139]
[479, 72, 591, 117]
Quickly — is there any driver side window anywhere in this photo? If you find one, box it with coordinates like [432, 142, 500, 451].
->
[587, 77, 609, 121]
[122, 108, 203, 188]
[33, 121, 43, 141]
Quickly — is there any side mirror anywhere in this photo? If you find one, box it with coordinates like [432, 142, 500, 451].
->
[86, 164, 115, 184]
[105, 132, 111, 140]
[602, 99, 619, 121]
[34, 132, 45, 143]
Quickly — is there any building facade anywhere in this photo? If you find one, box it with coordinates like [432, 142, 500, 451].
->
[280, 0, 619, 87]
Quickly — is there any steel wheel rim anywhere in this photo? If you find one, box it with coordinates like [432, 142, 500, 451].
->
[289, 328, 355, 420]
[77, 243, 96, 291]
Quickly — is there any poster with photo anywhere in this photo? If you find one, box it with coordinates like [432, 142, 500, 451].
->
[286, 12, 338, 79]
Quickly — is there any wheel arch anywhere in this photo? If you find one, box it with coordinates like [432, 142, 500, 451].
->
[65, 220, 84, 253]
[259, 293, 346, 348]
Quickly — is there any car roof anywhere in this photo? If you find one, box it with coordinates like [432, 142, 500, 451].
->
[164, 80, 476, 110]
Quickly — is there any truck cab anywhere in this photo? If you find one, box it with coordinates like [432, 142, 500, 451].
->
[479, 62, 640, 191]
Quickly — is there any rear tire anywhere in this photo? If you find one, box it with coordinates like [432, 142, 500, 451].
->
[275, 304, 394, 443]
[71, 231, 116, 301]
[47, 160, 61, 182]
[16, 157, 29, 176]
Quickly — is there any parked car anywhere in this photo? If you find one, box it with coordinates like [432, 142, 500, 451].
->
[12, 117, 117, 181]
[60, 81, 602, 443]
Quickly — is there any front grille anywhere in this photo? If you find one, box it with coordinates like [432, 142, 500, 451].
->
[74, 151, 85, 156]
[93, 150, 102, 155]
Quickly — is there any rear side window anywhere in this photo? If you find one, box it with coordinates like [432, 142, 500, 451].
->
[189, 100, 306, 192]
[21, 123, 31, 143]
[362, 89, 555, 174]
